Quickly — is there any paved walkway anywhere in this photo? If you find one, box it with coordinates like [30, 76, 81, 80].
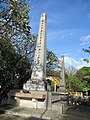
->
[0, 104, 90, 120]
[0, 104, 62, 120]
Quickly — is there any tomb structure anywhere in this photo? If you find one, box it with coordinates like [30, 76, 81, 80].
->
[8, 13, 52, 109]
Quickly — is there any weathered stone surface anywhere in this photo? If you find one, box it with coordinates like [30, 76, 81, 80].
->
[23, 13, 47, 91]
[23, 80, 46, 91]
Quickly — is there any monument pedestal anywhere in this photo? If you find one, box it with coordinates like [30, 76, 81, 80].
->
[23, 80, 46, 91]
[7, 13, 53, 110]
[8, 90, 51, 109]
[57, 87, 67, 92]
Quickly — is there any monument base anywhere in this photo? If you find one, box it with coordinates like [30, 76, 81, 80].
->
[57, 85, 67, 92]
[52, 101, 67, 114]
[23, 79, 47, 91]
[8, 90, 52, 109]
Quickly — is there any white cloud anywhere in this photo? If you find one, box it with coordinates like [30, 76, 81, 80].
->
[47, 29, 76, 41]
[80, 34, 90, 45]
[63, 56, 90, 69]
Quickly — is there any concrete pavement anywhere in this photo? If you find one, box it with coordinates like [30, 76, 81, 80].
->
[0, 104, 62, 120]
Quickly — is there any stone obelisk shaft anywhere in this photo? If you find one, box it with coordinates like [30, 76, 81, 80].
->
[31, 13, 47, 81]
[61, 55, 65, 89]
[23, 13, 47, 91]
[59, 55, 66, 91]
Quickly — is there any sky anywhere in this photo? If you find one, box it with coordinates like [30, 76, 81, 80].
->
[29, 0, 90, 69]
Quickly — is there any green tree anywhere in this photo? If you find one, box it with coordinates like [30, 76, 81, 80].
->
[0, 36, 36, 103]
[65, 66, 77, 91]
[0, 0, 35, 59]
[0, 0, 36, 102]
[76, 67, 90, 91]
[67, 67, 90, 92]
[67, 75, 83, 91]
[0, 0, 30, 38]
[46, 50, 60, 70]
[46, 70, 60, 78]
[83, 46, 90, 63]
[46, 50, 61, 78]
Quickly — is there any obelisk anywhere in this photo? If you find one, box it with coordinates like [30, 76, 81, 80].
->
[59, 55, 66, 91]
[23, 13, 47, 91]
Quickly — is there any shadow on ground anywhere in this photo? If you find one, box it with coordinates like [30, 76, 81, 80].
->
[0, 110, 5, 114]
[62, 105, 90, 120]
[0, 104, 15, 110]
[0, 114, 45, 120]
[25, 117, 45, 120]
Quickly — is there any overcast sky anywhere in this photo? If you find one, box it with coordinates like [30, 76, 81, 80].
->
[29, 0, 90, 69]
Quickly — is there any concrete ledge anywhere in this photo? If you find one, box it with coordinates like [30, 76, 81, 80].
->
[8, 90, 46, 99]
[52, 101, 67, 114]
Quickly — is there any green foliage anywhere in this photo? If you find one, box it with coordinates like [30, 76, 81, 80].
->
[76, 67, 90, 91]
[0, 37, 31, 100]
[0, 0, 30, 38]
[83, 46, 90, 63]
[46, 70, 60, 78]
[67, 75, 83, 91]
[67, 67, 90, 92]
[83, 47, 90, 54]
[46, 50, 61, 78]
[0, 0, 35, 59]
[0, 0, 37, 101]
[46, 50, 60, 70]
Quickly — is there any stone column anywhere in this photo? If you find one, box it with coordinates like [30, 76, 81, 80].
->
[23, 13, 47, 91]
[31, 13, 47, 81]
[59, 55, 66, 91]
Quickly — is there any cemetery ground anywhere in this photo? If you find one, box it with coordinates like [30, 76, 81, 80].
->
[0, 105, 90, 120]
